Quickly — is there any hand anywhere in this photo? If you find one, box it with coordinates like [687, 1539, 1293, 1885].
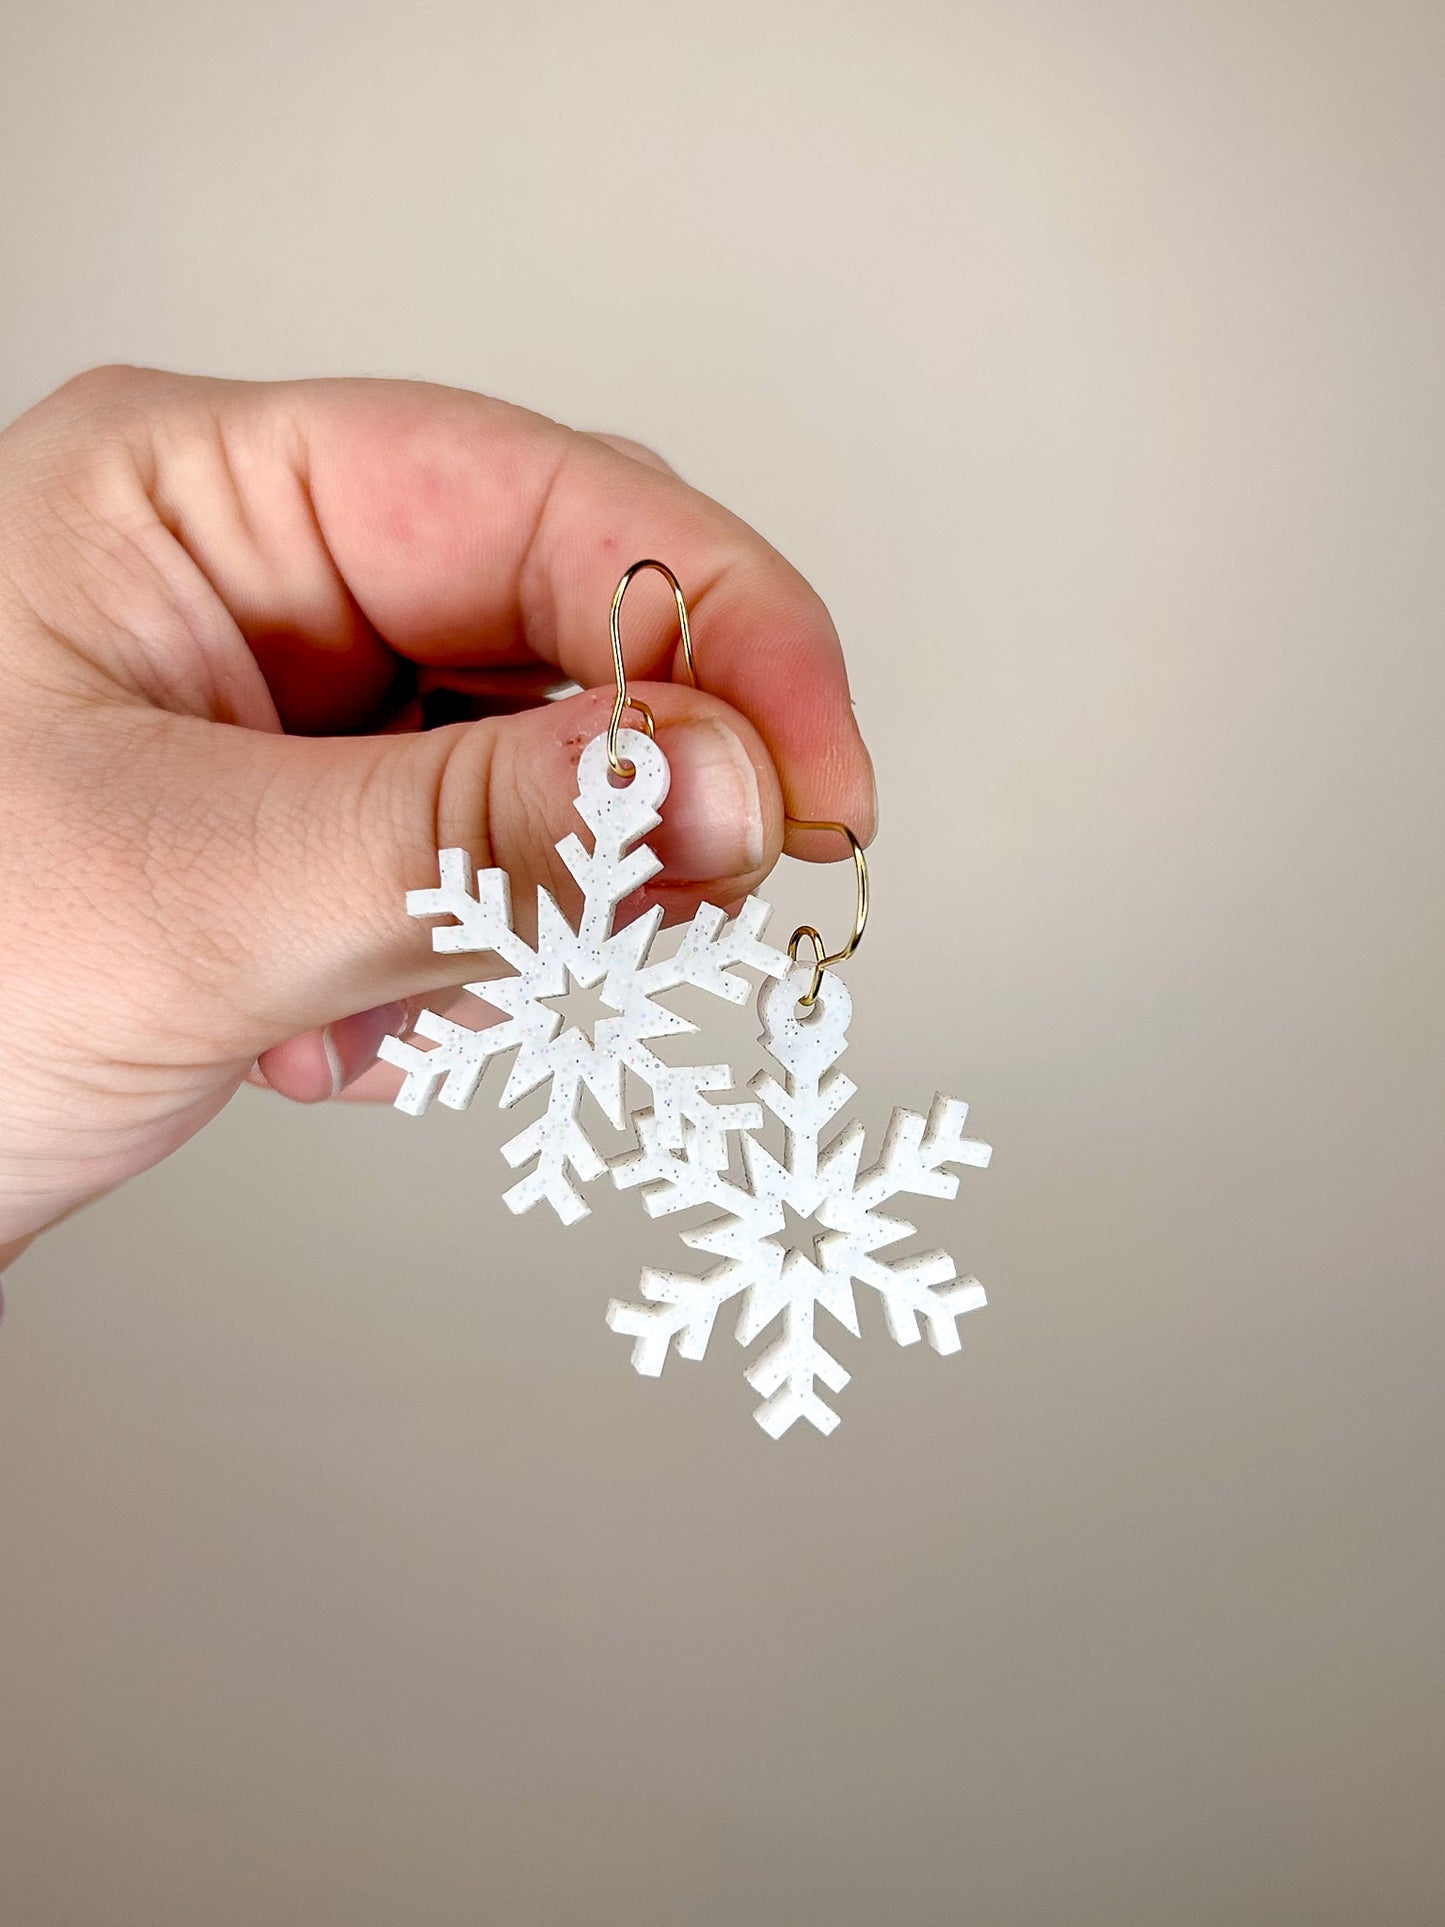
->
[0, 367, 874, 1267]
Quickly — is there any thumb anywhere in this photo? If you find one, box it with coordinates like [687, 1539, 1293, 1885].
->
[163, 685, 782, 1097]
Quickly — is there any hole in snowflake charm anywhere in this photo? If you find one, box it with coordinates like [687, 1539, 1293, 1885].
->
[379, 727, 785, 1224]
[608, 965, 992, 1437]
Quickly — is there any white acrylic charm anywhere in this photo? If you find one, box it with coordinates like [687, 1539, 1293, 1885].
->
[380, 727, 783, 1223]
[608, 964, 992, 1437]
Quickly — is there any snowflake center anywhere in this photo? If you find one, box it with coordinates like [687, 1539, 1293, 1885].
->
[539, 968, 619, 1054]
[770, 1197, 826, 1272]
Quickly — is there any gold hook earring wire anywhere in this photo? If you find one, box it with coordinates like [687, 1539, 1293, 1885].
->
[786, 821, 869, 1006]
[606, 558, 868, 1002]
[607, 558, 694, 777]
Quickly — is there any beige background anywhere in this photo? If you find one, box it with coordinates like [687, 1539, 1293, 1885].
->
[3, 3, 1444, 1922]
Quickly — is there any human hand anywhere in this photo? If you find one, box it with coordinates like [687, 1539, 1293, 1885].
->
[0, 367, 874, 1268]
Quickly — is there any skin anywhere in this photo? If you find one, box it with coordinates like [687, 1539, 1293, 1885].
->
[0, 367, 875, 1274]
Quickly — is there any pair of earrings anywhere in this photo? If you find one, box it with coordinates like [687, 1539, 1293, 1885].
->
[381, 562, 991, 1436]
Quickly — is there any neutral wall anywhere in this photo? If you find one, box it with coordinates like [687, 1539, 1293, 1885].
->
[2, 4, 1443, 1923]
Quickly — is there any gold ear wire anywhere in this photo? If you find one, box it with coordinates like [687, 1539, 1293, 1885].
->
[785, 820, 868, 1006]
[607, 558, 692, 777]
[606, 560, 869, 1001]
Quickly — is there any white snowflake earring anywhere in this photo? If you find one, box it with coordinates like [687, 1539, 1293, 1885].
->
[607, 771, 993, 1438]
[379, 561, 786, 1223]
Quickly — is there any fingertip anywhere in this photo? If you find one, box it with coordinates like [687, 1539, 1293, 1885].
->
[645, 717, 770, 883]
[255, 1033, 332, 1104]
[255, 1004, 408, 1104]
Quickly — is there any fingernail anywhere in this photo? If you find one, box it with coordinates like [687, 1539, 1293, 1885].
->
[648, 721, 767, 882]
[322, 1002, 410, 1096]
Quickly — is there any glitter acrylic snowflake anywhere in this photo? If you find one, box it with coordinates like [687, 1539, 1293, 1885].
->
[379, 727, 784, 1223]
[608, 964, 992, 1437]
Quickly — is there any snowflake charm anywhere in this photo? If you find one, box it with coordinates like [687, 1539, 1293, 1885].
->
[607, 965, 991, 1437]
[379, 727, 784, 1223]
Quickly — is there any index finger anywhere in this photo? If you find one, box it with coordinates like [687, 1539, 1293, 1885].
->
[183, 374, 876, 855]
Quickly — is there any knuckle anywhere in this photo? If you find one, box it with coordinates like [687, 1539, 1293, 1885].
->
[585, 431, 677, 477]
[23, 365, 162, 450]
[52, 363, 150, 403]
